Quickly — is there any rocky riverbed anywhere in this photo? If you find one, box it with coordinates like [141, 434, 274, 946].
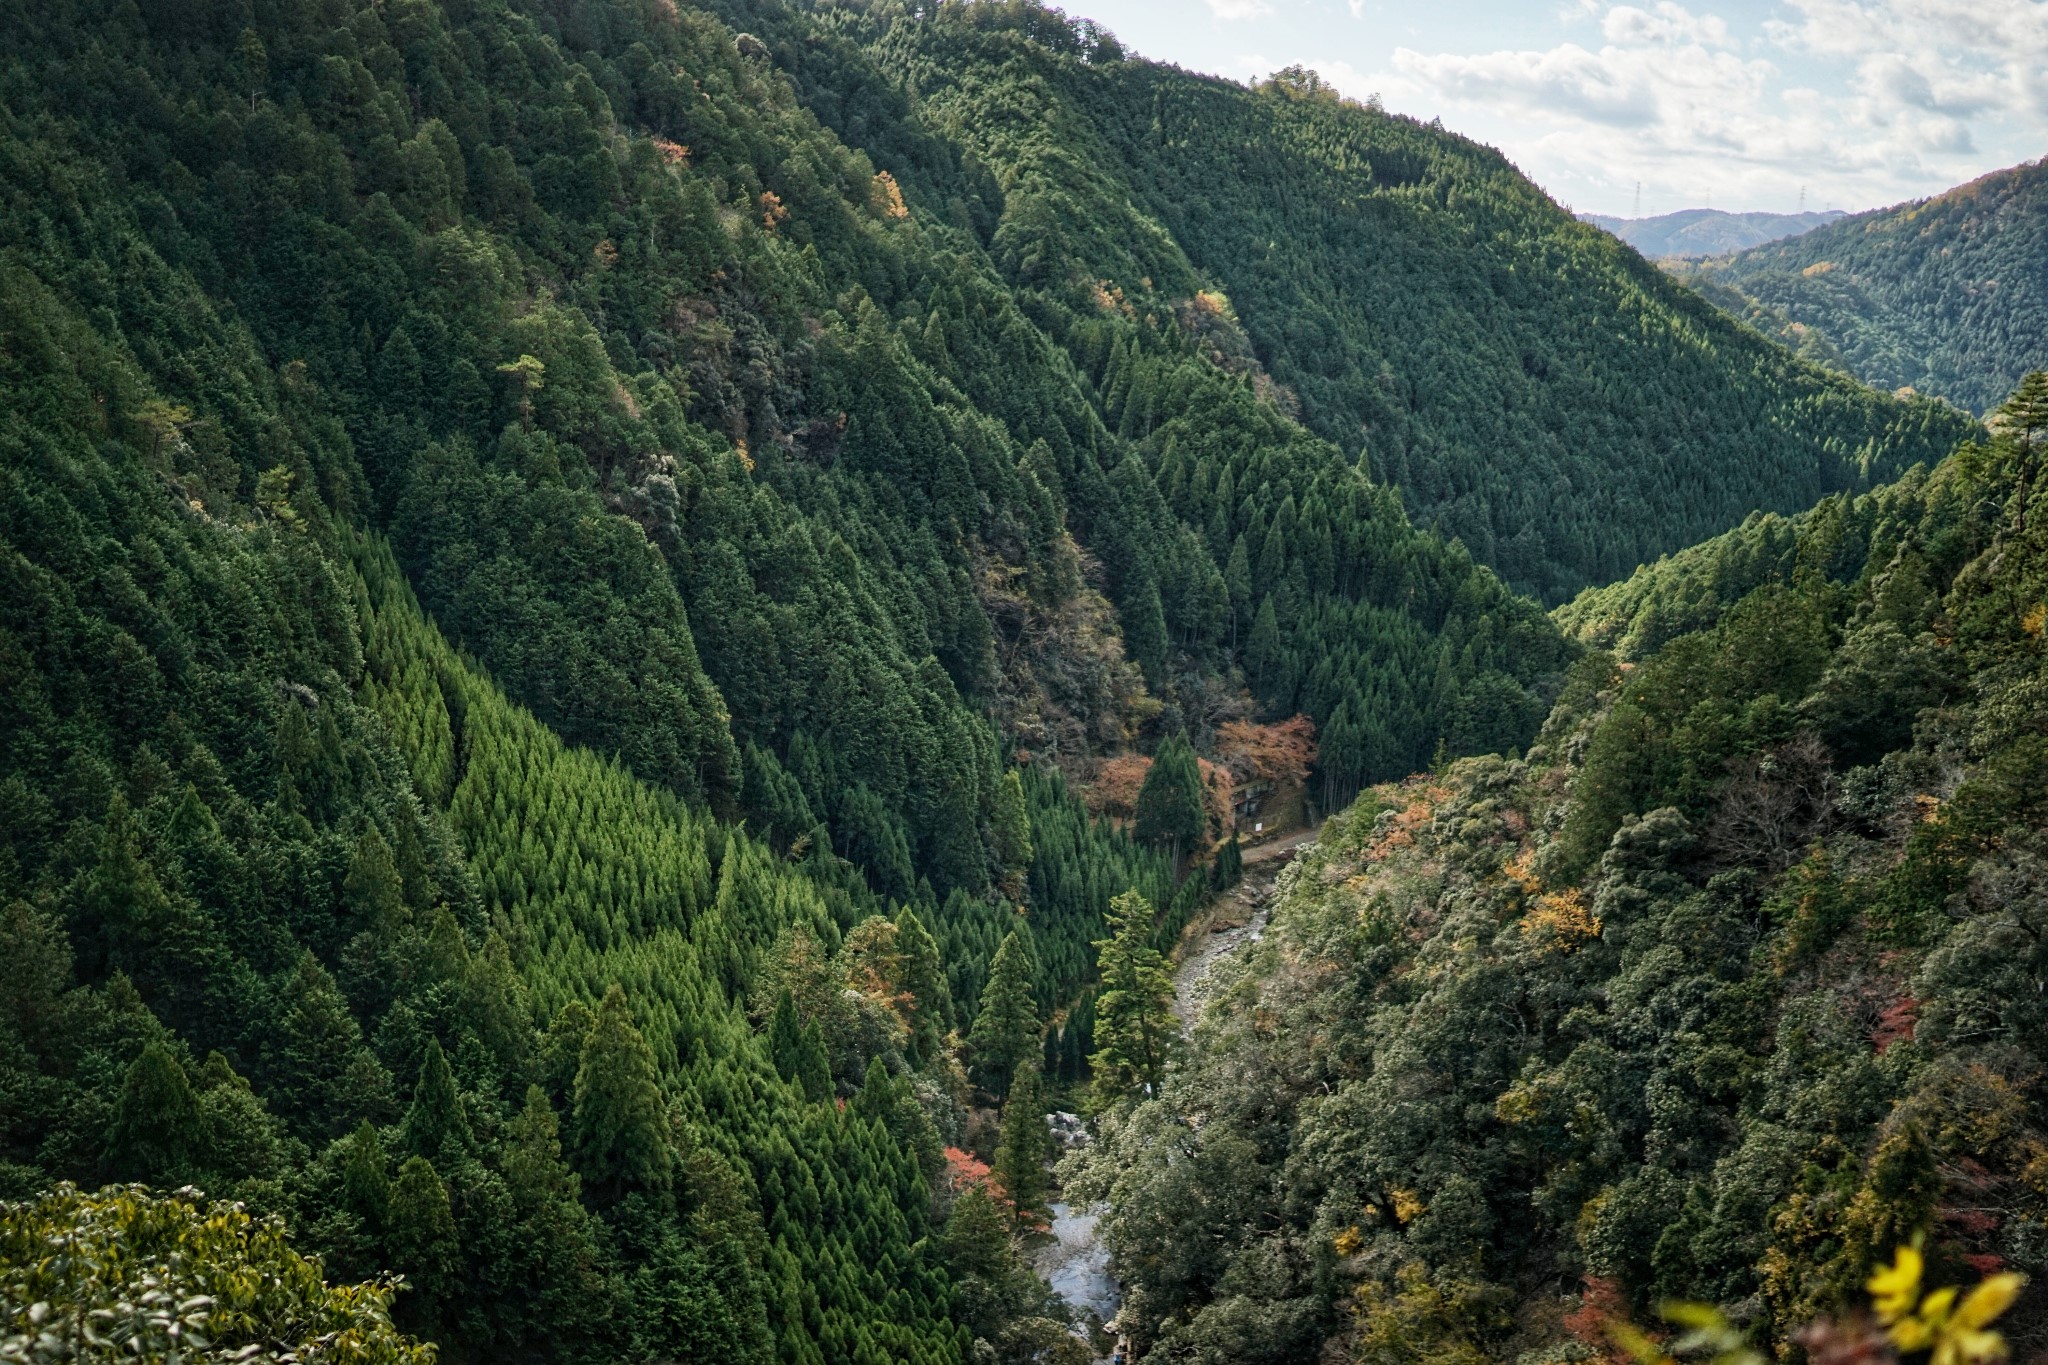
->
[1028, 842, 1303, 1359]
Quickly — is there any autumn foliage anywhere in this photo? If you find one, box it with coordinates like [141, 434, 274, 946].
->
[871, 171, 909, 219]
[1215, 714, 1318, 788]
[1087, 714, 1316, 845]
[1090, 753, 1152, 821]
[944, 1145, 992, 1192]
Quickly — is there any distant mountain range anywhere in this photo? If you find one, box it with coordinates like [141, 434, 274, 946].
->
[1584, 207, 1846, 258]
[1685, 159, 2048, 414]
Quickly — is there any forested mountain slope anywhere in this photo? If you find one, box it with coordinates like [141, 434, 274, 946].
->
[1071, 380, 2048, 1362]
[724, 6, 1972, 601]
[1552, 457, 1980, 661]
[0, 0, 1576, 1358]
[0, 0, 2011, 1359]
[1692, 160, 2048, 415]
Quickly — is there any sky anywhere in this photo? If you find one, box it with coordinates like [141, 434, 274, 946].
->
[1058, 0, 2048, 217]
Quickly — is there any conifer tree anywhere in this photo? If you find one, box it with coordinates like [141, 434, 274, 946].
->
[852, 1055, 898, 1129]
[1986, 370, 2048, 529]
[1225, 535, 1253, 648]
[939, 1184, 1011, 1283]
[1211, 833, 1244, 890]
[191, 1052, 283, 1185]
[573, 985, 672, 1198]
[1992, 370, 2048, 454]
[421, 909, 470, 986]
[107, 1041, 203, 1182]
[768, 987, 804, 1080]
[990, 1062, 1051, 1233]
[989, 770, 1033, 894]
[343, 823, 406, 933]
[341, 1120, 392, 1230]
[502, 1085, 613, 1349]
[795, 1019, 832, 1103]
[538, 999, 594, 1109]
[401, 1037, 470, 1162]
[278, 951, 383, 1138]
[0, 900, 75, 1066]
[968, 928, 1040, 1101]
[1135, 734, 1207, 872]
[1089, 890, 1175, 1106]
[83, 793, 176, 973]
[387, 1156, 461, 1330]
[849, 1054, 944, 1180]
[504, 1085, 581, 1208]
[464, 931, 532, 1073]
[765, 986, 832, 1101]
[894, 907, 954, 1063]
[1124, 575, 1170, 679]
[1246, 595, 1283, 696]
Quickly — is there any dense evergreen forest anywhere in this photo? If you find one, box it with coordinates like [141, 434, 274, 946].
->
[1690, 160, 2048, 416]
[0, 0, 1562, 1357]
[732, 12, 1967, 602]
[0, 0, 2027, 1360]
[1073, 378, 2048, 1362]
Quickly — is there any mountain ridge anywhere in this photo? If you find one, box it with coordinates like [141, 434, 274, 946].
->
[1072, 373, 2048, 1363]
[732, 6, 1972, 601]
[1584, 205, 1846, 258]
[1690, 158, 2048, 413]
[0, 2, 2030, 1363]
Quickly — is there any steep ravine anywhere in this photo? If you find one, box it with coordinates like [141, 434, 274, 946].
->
[1032, 836, 1309, 1357]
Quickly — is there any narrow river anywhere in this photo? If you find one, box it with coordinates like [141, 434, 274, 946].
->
[1031, 846, 1296, 1356]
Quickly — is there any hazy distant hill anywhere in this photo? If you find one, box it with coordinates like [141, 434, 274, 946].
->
[1585, 207, 1845, 258]
[1691, 160, 2048, 413]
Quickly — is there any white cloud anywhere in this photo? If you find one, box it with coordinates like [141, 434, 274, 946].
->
[1602, 3, 1731, 49]
[1387, 39, 1762, 128]
[1770, 0, 2048, 125]
[1311, 0, 2048, 214]
[1207, 0, 1273, 20]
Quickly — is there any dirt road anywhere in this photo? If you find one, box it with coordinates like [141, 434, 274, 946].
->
[1239, 821, 1322, 865]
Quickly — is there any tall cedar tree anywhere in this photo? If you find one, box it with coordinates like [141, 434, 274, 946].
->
[277, 952, 379, 1139]
[894, 907, 954, 1064]
[107, 1041, 202, 1183]
[341, 1121, 391, 1231]
[1089, 890, 1176, 1106]
[939, 1183, 1013, 1283]
[990, 770, 1034, 892]
[968, 928, 1040, 1101]
[387, 1155, 461, 1332]
[991, 1061, 1052, 1232]
[1982, 370, 2048, 523]
[572, 985, 673, 1199]
[1994, 370, 2048, 451]
[83, 794, 176, 978]
[767, 988, 832, 1101]
[767, 987, 805, 1082]
[401, 1037, 470, 1163]
[1135, 734, 1208, 873]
